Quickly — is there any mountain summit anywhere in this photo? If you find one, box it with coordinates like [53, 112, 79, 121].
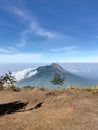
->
[50, 63, 62, 68]
[16, 63, 94, 88]
[50, 63, 66, 72]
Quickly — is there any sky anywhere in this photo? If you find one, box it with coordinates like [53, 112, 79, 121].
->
[0, 0, 98, 63]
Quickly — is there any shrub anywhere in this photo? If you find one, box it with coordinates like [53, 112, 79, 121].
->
[0, 85, 3, 91]
[23, 86, 35, 90]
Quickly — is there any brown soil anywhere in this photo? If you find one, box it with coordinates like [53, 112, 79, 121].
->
[0, 88, 98, 130]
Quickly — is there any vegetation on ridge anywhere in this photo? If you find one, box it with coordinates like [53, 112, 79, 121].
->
[0, 72, 16, 90]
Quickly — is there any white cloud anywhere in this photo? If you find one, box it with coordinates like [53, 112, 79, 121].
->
[30, 22, 61, 39]
[0, 53, 43, 63]
[0, 48, 12, 53]
[17, 21, 62, 47]
[27, 70, 37, 77]
[12, 7, 63, 39]
[0, 47, 18, 54]
[68, 69, 79, 73]
[3, 4, 73, 47]
[13, 68, 37, 81]
[17, 31, 27, 47]
[6, 6, 66, 47]
[50, 46, 78, 52]
[64, 56, 98, 63]
[88, 50, 98, 54]
[4, 2, 30, 22]
[13, 8, 28, 20]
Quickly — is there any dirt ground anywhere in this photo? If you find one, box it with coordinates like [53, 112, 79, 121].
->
[0, 88, 98, 130]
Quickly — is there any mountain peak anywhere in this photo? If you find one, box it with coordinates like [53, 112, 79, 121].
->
[16, 63, 94, 87]
[51, 63, 60, 67]
[50, 63, 65, 72]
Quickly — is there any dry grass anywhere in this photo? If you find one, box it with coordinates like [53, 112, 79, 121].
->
[0, 87, 98, 130]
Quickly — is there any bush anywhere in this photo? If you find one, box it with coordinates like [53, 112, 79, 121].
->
[81, 87, 92, 92]
[66, 85, 79, 90]
[23, 86, 35, 90]
[0, 85, 3, 90]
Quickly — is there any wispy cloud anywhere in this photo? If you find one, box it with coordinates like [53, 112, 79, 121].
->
[6, 6, 67, 47]
[14, 8, 27, 20]
[17, 20, 63, 47]
[30, 22, 61, 39]
[17, 30, 28, 47]
[12, 7, 31, 22]
[0, 46, 42, 63]
[0, 47, 18, 54]
[12, 7, 62, 38]
[63, 56, 98, 63]
[50, 46, 98, 55]
[87, 50, 98, 54]
[0, 52, 43, 63]
[50, 46, 79, 53]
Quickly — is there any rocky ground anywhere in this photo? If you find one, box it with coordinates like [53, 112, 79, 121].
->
[0, 87, 98, 130]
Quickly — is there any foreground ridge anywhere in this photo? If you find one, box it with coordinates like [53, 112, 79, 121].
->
[0, 87, 98, 130]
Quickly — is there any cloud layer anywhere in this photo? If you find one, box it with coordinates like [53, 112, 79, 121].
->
[13, 68, 37, 81]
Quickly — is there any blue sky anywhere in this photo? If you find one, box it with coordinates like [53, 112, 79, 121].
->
[0, 0, 98, 63]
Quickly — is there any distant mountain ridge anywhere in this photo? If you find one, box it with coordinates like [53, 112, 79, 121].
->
[16, 63, 96, 88]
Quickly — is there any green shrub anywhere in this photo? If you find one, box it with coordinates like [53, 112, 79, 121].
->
[66, 85, 79, 90]
[23, 86, 35, 90]
[0, 85, 3, 90]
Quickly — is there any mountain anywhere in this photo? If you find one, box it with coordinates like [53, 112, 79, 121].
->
[15, 63, 95, 88]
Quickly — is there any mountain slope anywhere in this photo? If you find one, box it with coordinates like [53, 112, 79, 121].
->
[16, 63, 95, 88]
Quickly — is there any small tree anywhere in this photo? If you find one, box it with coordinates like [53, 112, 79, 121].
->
[0, 72, 16, 89]
[4, 72, 16, 86]
[50, 74, 65, 88]
[0, 75, 5, 90]
[0, 76, 4, 85]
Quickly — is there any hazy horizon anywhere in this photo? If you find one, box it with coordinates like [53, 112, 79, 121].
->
[0, 63, 98, 80]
